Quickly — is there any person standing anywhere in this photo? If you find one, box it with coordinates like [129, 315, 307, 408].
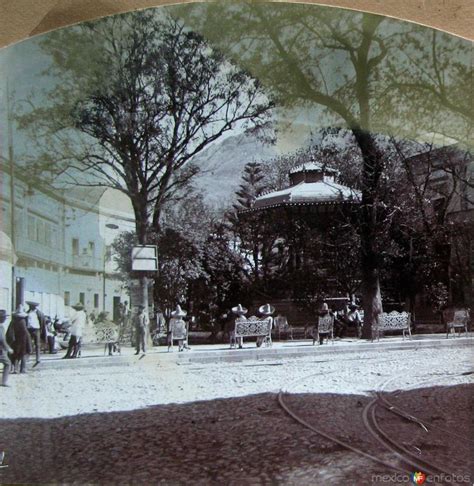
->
[63, 302, 86, 359]
[44, 316, 57, 354]
[26, 301, 46, 365]
[119, 301, 131, 343]
[134, 306, 149, 355]
[346, 302, 363, 338]
[0, 310, 14, 387]
[155, 307, 166, 334]
[7, 305, 32, 374]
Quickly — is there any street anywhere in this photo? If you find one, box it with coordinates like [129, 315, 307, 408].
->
[0, 338, 472, 484]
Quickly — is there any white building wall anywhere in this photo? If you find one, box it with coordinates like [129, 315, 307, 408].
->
[0, 260, 11, 310]
[0, 167, 135, 318]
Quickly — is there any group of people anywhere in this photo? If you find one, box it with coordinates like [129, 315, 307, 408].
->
[222, 299, 363, 347]
[0, 298, 92, 386]
[226, 302, 276, 348]
[0, 300, 57, 386]
[313, 301, 363, 344]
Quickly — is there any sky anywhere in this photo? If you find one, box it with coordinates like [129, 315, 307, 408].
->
[0, 2, 470, 183]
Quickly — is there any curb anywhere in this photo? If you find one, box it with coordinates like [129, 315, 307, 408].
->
[176, 337, 473, 364]
[30, 337, 473, 369]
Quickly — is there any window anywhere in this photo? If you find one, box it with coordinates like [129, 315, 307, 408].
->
[28, 215, 36, 241]
[433, 197, 446, 224]
[37, 219, 45, 244]
[94, 293, 99, 309]
[88, 241, 95, 257]
[79, 292, 85, 305]
[14, 210, 23, 237]
[64, 291, 70, 306]
[51, 227, 58, 249]
[45, 223, 52, 247]
[72, 238, 79, 255]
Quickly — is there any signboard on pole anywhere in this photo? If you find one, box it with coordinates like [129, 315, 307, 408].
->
[131, 245, 158, 271]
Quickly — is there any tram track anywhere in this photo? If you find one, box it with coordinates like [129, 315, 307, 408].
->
[277, 367, 473, 485]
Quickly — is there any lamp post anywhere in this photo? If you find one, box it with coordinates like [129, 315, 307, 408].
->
[103, 223, 119, 312]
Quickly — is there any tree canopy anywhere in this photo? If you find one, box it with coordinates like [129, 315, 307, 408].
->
[176, 1, 472, 337]
[18, 9, 273, 243]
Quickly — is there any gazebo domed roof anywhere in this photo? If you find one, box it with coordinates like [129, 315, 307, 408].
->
[249, 159, 359, 211]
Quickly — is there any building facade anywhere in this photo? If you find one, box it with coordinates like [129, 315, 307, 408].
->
[408, 144, 473, 307]
[0, 160, 136, 319]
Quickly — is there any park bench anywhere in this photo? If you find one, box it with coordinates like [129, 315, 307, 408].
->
[151, 328, 168, 346]
[372, 311, 411, 341]
[445, 308, 470, 338]
[230, 316, 272, 348]
[168, 318, 189, 351]
[273, 315, 293, 340]
[95, 325, 121, 355]
[311, 314, 335, 345]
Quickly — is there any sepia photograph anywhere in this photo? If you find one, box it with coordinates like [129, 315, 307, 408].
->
[0, 1, 472, 484]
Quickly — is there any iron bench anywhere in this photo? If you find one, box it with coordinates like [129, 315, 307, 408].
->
[373, 311, 411, 341]
[446, 309, 470, 338]
[95, 326, 121, 355]
[310, 314, 335, 345]
[230, 316, 272, 348]
[168, 318, 189, 351]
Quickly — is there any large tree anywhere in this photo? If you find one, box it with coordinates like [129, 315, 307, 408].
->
[20, 10, 273, 241]
[177, 1, 472, 338]
[18, 9, 272, 308]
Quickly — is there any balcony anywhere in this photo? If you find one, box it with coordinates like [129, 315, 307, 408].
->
[71, 254, 102, 272]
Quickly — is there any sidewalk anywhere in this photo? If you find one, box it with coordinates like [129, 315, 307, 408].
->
[34, 333, 473, 369]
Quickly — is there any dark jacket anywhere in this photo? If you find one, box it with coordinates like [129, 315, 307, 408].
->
[7, 316, 33, 358]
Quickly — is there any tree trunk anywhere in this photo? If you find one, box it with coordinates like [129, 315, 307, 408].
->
[361, 265, 382, 339]
[134, 200, 150, 314]
[352, 128, 384, 340]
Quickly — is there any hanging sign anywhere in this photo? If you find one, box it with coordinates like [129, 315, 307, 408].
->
[131, 245, 158, 271]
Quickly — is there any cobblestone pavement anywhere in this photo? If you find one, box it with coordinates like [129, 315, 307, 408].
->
[0, 344, 472, 485]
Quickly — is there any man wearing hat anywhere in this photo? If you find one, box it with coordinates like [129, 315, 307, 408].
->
[346, 302, 362, 338]
[7, 305, 32, 373]
[257, 304, 275, 347]
[63, 302, 86, 359]
[168, 305, 189, 352]
[0, 310, 13, 386]
[231, 304, 248, 349]
[26, 301, 46, 364]
[134, 305, 150, 355]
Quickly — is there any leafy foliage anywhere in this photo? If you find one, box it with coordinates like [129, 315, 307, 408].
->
[18, 9, 273, 242]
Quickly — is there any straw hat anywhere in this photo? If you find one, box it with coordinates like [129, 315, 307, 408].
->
[231, 304, 248, 316]
[320, 303, 329, 312]
[258, 304, 275, 316]
[171, 305, 187, 318]
[13, 304, 28, 318]
[71, 302, 85, 310]
[25, 301, 40, 307]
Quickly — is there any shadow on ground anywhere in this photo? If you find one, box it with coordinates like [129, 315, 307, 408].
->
[0, 384, 472, 485]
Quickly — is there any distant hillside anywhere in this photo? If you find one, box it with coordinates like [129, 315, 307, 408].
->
[191, 133, 278, 209]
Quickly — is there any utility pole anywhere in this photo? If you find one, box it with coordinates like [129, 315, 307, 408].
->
[6, 78, 16, 311]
